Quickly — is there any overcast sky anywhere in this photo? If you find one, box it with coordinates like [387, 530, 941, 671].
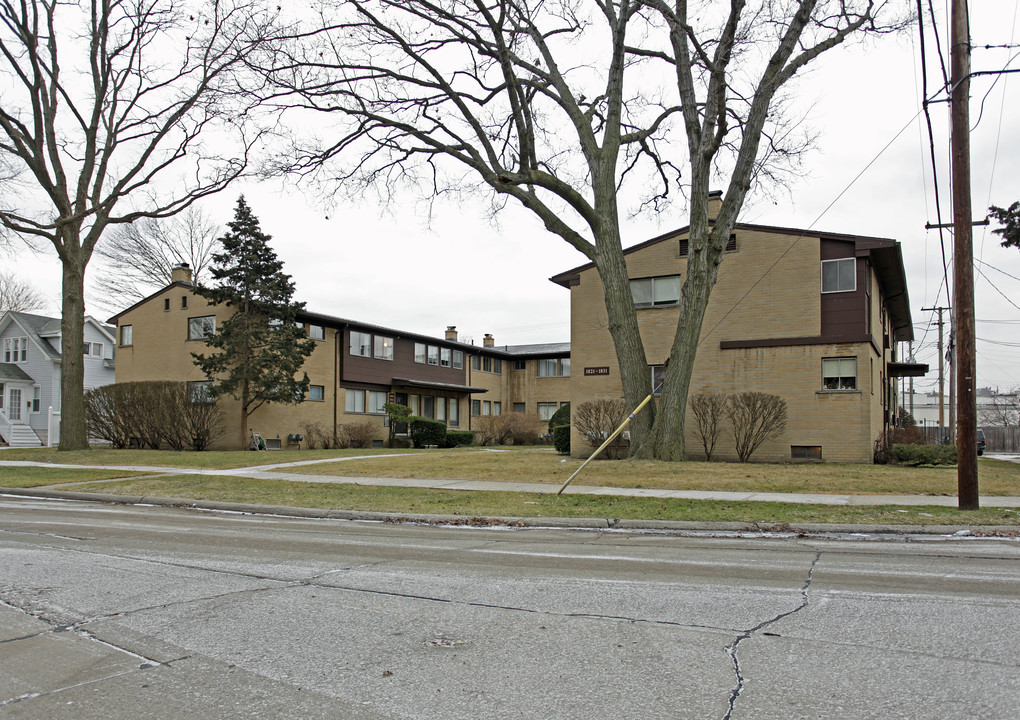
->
[6, 2, 1019, 396]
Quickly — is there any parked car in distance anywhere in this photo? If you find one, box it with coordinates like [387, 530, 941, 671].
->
[977, 428, 986, 456]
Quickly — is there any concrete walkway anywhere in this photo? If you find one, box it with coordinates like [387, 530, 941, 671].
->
[3, 453, 1020, 508]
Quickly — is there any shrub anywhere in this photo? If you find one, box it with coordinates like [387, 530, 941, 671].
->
[85, 381, 223, 451]
[727, 392, 787, 462]
[573, 400, 627, 457]
[410, 418, 446, 448]
[689, 391, 728, 461]
[553, 424, 570, 454]
[474, 413, 544, 446]
[337, 422, 378, 449]
[303, 422, 334, 450]
[547, 403, 570, 435]
[891, 443, 957, 466]
[442, 430, 475, 448]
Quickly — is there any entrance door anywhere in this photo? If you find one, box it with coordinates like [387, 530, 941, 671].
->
[8, 387, 22, 422]
[393, 392, 409, 434]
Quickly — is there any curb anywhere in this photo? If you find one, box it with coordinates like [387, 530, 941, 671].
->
[5, 487, 1018, 538]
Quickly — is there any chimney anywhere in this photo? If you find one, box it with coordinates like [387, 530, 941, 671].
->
[445, 325, 458, 341]
[483, 333, 494, 347]
[707, 190, 723, 222]
[171, 263, 193, 284]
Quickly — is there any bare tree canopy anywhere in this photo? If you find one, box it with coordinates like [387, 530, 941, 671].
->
[259, 0, 907, 460]
[93, 207, 222, 308]
[0, 269, 46, 314]
[0, 0, 281, 449]
[979, 390, 1020, 428]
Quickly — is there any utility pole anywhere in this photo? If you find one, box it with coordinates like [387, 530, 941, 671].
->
[951, 0, 979, 509]
[923, 306, 948, 430]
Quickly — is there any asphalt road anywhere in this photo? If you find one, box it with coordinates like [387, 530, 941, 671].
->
[1, 496, 1018, 719]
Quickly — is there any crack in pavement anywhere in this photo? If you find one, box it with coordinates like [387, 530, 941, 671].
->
[721, 547, 822, 720]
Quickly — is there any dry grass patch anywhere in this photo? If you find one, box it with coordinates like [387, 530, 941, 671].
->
[0, 467, 151, 488]
[290, 448, 1020, 496]
[66, 474, 1020, 527]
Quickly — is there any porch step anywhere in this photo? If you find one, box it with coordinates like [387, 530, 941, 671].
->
[2, 425, 43, 448]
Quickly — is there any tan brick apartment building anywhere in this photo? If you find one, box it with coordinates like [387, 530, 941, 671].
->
[551, 194, 926, 463]
[109, 265, 570, 449]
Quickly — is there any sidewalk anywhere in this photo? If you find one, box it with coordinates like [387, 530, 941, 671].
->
[3, 455, 1020, 508]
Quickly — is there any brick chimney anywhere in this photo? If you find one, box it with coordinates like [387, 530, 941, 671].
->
[445, 325, 458, 341]
[171, 263, 193, 284]
[707, 190, 723, 222]
[483, 333, 494, 347]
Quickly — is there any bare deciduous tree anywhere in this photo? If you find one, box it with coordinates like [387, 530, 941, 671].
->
[0, 0, 280, 449]
[689, 391, 728, 461]
[573, 399, 628, 457]
[92, 207, 222, 308]
[0, 270, 46, 314]
[727, 392, 788, 463]
[978, 391, 1020, 428]
[257, 0, 905, 461]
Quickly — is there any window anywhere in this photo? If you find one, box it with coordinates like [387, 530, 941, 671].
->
[0, 383, 4, 409]
[512, 359, 526, 371]
[120, 325, 133, 346]
[791, 446, 822, 460]
[493, 358, 502, 374]
[4, 337, 27, 363]
[513, 403, 525, 413]
[164, 298, 171, 311]
[31, 386, 40, 413]
[368, 390, 388, 414]
[415, 343, 427, 364]
[471, 399, 481, 416]
[309, 385, 325, 401]
[441, 348, 451, 367]
[537, 359, 557, 377]
[427, 345, 439, 365]
[678, 235, 737, 256]
[424, 395, 435, 418]
[188, 316, 216, 340]
[374, 336, 394, 360]
[482, 400, 491, 416]
[436, 397, 446, 421]
[821, 258, 856, 293]
[559, 358, 570, 377]
[83, 342, 103, 358]
[308, 324, 325, 340]
[449, 399, 459, 427]
[537, 402, 558, 421]
[350, 331, 371, 357]
[631, 274, 682, 308]
[345, 389, 365, 413]
[453, 350, 464, 369]
[493, 402, 501, 416]
[187, 381, 214, 403]
[181, 296, 188, 309]
[471, 355, 480, 370]
[650, 364, 666, 395]
[822, 357, 857, 390]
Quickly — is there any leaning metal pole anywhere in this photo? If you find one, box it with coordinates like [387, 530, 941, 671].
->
[555, 394, 655, 495]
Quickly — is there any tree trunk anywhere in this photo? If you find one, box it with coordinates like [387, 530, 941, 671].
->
[58, 254, 89, 450]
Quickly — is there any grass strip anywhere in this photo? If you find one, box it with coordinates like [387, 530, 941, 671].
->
[0, 467, 151, 488]
[64, 475, 1020, 527]
[0, 447, 418, 469]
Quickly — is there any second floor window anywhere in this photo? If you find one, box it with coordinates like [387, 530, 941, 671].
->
[630, 275, 681, 308]
[188, 316, 215, 340]
[374, 336, 394, 360]
[3, 337, 28, 363]
[350, 330, 371, 357]
[821, 258, 856, 293]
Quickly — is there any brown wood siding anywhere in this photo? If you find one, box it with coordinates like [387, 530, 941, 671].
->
[820, 239, 866, 339]
[341, 332, 468, 387]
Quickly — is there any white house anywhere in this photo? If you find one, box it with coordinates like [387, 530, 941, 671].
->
[0, 311, 116, 447]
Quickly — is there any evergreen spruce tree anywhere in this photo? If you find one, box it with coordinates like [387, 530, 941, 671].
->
[192, 196, 317, 447]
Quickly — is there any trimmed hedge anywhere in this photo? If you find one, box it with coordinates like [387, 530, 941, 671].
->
[891, 443, 957, 466]
[553, 424, 570, 454]
[409, 418, 447, 448]
[442, 430, 475, 448]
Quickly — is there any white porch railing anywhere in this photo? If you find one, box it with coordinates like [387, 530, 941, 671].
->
[1, 408, 11, 445]
[48, 406, 60, 447]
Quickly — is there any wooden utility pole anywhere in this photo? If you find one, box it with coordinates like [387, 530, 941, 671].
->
[922, 306, 948, 429]
[951, 0, 979, 509]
